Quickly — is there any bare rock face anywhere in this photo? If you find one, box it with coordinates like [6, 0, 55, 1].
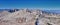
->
[0, 9, 60, 25]
[0, 11, 10, 17]
[37, 12, 60, 25]
[0, 9, 39, 25]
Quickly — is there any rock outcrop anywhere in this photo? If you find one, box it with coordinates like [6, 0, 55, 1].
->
[0, 9, 60, 25]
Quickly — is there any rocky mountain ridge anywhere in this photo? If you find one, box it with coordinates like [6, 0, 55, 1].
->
[0, 9, 60, 25]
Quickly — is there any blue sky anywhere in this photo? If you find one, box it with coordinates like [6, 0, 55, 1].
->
[0, 0, 60, 10]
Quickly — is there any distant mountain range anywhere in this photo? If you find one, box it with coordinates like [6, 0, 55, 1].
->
[0, 9, 60, 14]
[0, 9, 19, 13]
[43, 10, 60, 14]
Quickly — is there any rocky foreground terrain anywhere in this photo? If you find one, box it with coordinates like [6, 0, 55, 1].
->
[0, 9, 60, 25]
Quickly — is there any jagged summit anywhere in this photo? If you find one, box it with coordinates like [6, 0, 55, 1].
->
[0, 9, 60, 25]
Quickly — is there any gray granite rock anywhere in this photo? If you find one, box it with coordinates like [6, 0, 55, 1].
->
[0, 9, 60, 25]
